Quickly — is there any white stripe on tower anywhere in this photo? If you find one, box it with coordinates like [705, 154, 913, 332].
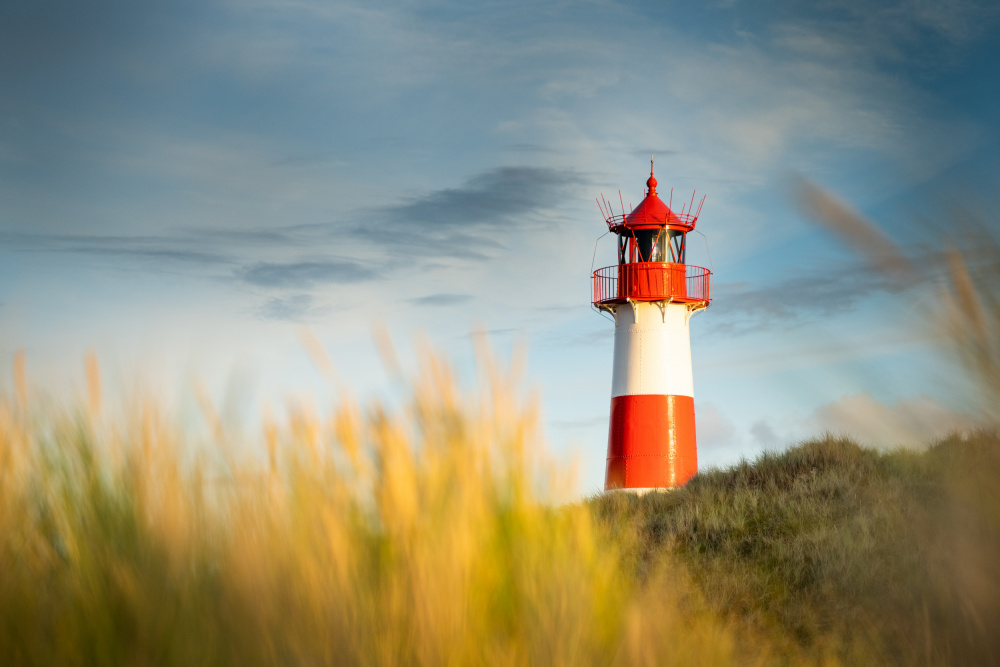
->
[611, 302, 693, 399]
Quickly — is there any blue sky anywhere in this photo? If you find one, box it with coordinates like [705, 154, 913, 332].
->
[2, 0, 998, 493]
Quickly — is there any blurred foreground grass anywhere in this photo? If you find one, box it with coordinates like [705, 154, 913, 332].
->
[0, 353, 745, 666]
[3, 350, 1000, 665]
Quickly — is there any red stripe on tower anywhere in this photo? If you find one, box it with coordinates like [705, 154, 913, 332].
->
[592, 161, 711, 491]
[605, 395, 698, 489]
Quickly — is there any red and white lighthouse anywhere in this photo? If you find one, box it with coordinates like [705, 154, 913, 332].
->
[593, 164, 711, 491]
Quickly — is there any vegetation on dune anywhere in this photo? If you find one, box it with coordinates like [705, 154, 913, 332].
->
[592, 432, 1000, 665]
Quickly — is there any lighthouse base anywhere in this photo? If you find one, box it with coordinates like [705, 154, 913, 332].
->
[604, 394, 698, 490]
[603, 487, 676, 496]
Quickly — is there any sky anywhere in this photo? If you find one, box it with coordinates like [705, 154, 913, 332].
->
[2, 0, 999, 494]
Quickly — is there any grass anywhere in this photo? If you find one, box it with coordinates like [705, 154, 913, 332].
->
[0, 354, 754, 666]
[4, 352, 999, 665]
[592, 433, 1000, 665]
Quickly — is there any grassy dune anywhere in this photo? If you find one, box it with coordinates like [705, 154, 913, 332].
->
[2, 354, 999, 665]
[594, 433, 1000, 665]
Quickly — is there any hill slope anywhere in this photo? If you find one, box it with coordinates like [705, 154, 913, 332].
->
[591, 433, 1000, 664]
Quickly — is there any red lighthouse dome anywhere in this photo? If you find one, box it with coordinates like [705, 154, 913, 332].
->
[622, 167, 699, 231]
[623, 173, 668, 228]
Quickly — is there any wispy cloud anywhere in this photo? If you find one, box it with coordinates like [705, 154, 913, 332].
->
[387, 167, 581, 229]
[0, 166, 583, 284]
[808, 392, 979, 448]
[696, 402, 737, 450]
[408, 293, 474, 307]
[749, 419, 781, 449]
[504, 144, 557, 153]
[183, 227, 301, 247]
[239, 259, 374, 288]
[257, 294, 313, 321]
[359, 166, 587, 258]
[0, 231, 232, 266]
[769, 0, 998, 67]
[708, 254, 932, 333]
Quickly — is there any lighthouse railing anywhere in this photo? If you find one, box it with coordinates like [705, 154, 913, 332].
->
[592, 263, 711, 305]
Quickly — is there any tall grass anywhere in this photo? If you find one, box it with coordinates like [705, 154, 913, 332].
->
[593, 432, 1000, 665]
[0, 351, 752, 666]
[19, 350, 997, 667]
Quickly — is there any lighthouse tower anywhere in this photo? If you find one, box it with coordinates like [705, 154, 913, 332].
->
[593, 164, 711, 491]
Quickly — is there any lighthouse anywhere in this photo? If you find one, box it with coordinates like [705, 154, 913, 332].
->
[593, 164, 711, 491]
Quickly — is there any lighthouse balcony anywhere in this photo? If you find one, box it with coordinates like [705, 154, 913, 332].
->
[593, 263, 711, 306]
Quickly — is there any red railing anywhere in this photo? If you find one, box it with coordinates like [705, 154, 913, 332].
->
[593, 263, 711, 305]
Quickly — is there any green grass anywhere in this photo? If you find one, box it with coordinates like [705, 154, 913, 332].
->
[592, 433, 1000, 665]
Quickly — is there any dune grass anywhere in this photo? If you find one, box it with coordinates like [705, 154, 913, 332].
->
[4, 350, 999, 666]
[0, 354, 757, 666]
[592, 432, 1000, 665]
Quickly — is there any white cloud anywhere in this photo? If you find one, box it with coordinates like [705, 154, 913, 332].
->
[749, 419, 782, 449]
[697, 401, 737, 449]
[807, 392, 978, 448]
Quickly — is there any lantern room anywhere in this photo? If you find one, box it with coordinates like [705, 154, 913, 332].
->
[593, 165, 711, 307]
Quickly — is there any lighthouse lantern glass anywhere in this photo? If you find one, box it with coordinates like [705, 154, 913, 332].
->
[626, 229, 686, 264]
[670, 229, 686, 263]
[633, 229, 663, 262]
